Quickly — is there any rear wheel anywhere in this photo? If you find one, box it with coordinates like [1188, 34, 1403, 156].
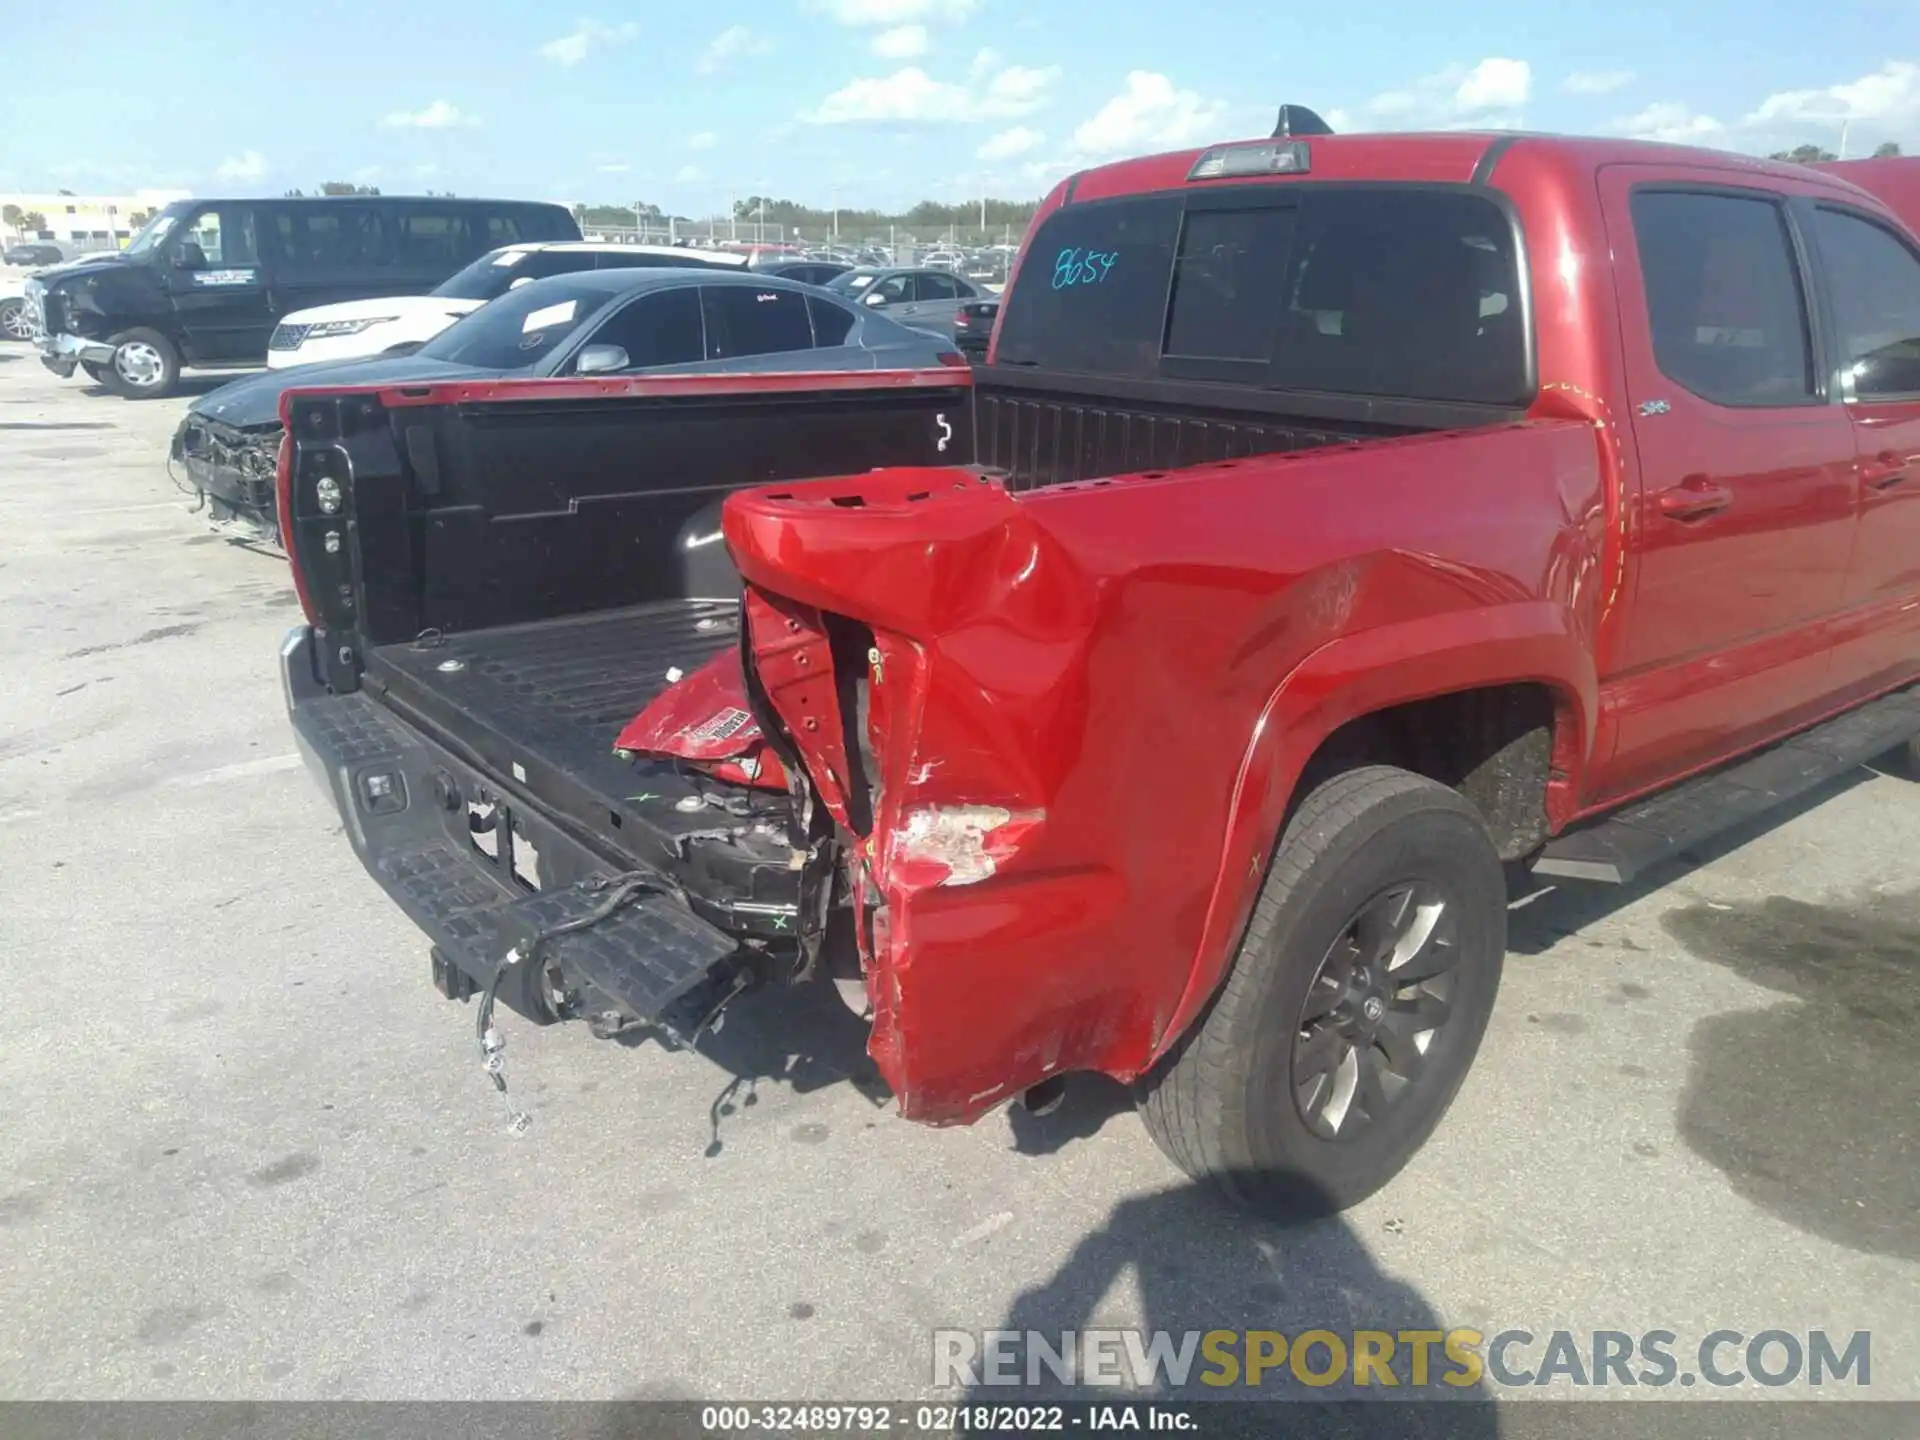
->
[1136, 765, 1506, 1218]
[99, 327, 180, 399]
[0, 299, 30, 342]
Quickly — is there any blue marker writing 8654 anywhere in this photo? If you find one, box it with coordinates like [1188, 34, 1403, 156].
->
[1052, 247, 1119, 289]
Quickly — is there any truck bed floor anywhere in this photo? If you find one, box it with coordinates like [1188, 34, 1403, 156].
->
[363, 599, 760, 858]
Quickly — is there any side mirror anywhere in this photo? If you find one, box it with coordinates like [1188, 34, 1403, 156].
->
[574, 343, 629, 376]
[508, 275, 533, 290]
[862, 291, 887, 307]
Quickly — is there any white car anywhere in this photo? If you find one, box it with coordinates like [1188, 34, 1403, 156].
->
[265, 241, 748, 369]
[0, 271, 31, 342]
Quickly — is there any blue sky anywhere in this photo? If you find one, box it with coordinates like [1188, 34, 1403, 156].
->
[2, 0, 1911, 213]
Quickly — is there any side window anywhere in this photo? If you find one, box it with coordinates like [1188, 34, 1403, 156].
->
[869, 275, 913, 305]
[272, 206, 391, 275]
[1630, 190, 1814, 407]
[701, 286, 814, 358]
[516, 250, 600, 281]
[398, 209, 468, 268]
[587, 287, 706, 369]
[175, 207, 259, 268]
[917, 272, 960, 300]
[1164, 207, 1296, 362]
[484, 214, 525, 247]
[1811, 208, 1920, 399]
[808, 294, 855, 346]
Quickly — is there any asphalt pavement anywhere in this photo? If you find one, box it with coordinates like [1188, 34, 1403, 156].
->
[0, 348, 1913, 1406]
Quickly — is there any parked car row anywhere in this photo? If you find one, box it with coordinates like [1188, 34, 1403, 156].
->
[16, 193, 581, 396]
[9, 192, 989, 397]
[177, 262, 964, 543]
[262, 120, 1920, 1221]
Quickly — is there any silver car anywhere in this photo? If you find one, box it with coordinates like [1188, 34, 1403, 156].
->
[827, 267, 986, 342]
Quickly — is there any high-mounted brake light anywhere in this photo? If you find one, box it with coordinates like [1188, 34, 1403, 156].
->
[1188, 141, 1312, 182]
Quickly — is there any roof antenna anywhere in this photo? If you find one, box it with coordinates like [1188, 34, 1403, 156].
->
[1272, 105, 1334, 139]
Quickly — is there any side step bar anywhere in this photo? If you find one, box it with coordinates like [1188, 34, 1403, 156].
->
[1533, 684, 1920, 884]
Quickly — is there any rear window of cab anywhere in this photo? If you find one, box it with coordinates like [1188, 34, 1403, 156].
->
[993, 186, 1529, 407]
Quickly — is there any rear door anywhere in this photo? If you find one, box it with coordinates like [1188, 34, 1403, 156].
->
[898, 270, 969, 334]
[162, 203, 272, 362]
[1596, 169, 1858, 798]
[699, 284, 850, 369]
[1804, 202, 1920, 699]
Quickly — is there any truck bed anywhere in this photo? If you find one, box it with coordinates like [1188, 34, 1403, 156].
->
[363, 599, 776, 865]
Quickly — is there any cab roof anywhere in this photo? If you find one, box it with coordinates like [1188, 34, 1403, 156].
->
[1058, 130, 1885, 205]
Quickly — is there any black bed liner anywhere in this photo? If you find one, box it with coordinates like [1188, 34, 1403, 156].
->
[362, 599, 793, 888]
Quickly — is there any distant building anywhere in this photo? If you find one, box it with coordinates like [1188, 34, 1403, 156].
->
[0, 190, 193, 253]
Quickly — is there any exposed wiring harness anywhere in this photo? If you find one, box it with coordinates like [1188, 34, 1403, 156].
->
[474, 871, 688, 1133]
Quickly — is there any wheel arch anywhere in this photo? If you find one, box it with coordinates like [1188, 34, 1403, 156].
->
[1152, 602, 1596, 1060]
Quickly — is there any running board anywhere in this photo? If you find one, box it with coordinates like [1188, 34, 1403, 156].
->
[1532, 685, 1920, 884]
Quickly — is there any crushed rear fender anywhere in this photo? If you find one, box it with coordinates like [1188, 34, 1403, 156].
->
[722, 429, 1606, 1123]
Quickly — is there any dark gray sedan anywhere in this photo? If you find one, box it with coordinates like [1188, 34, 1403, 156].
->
[827, 267, 984, 341]
[174, 267, 963, 544]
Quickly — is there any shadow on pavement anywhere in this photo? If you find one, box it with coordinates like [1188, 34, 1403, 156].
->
[961, 1170, 1496, 1435]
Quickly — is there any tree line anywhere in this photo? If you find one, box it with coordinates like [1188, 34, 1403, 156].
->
[1769, 141, 1902, 163]
[572, 194, 1042, 236]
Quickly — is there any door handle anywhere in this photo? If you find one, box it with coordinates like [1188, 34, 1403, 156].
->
[1657, 476, 1733, 520]
[1860, 452, 1915, 490]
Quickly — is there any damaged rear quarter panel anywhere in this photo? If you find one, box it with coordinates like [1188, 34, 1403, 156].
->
[726, 424, 1606, 1123]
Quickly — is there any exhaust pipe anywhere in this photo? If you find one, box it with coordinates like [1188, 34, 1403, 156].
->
[1018, 1075, 1068, 1117]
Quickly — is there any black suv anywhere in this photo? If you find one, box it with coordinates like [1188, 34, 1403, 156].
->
[5, 242, 66, 267]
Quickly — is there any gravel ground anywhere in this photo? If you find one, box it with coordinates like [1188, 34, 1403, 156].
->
[0, 349, 1913, 1408]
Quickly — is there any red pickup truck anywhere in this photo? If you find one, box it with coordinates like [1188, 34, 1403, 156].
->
[279, 125, 1920, 1218]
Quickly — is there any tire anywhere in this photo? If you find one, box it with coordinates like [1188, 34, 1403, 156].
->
[99, 327, 181, 399]
[0, 298, 29, 343]
[1136, 765, 1506, 1219]
[80, 360, 108, 383]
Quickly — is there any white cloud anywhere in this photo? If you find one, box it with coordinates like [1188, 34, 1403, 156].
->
[380, 100, 479, 129]
[968, 46, 1001, 80]
[1363, 58, 1529, 128]
[815, 0, 975, 24]
[1563, 70, 1634, 96]
[1071, 71, 1226, 155]
[675, 165, 704, 183]
[597, 163, 632, 173]
[977, 125, 1043, 160]
[1455, 58, 1531, 112]
[538, 19, 639, 66]
[699, 24, 774, 74]
[871, 24, 928, 59]
[686, 131, 718, 150]
[352, 165, 382, 183]
[216, 150, 268, 181]
[805, 63, 1058, 123]
[1747, 60, 1920, 127]
[985, 65, 1058, 115]
[1611, 102, 1726, 144]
